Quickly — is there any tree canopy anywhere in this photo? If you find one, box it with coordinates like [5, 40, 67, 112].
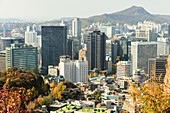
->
[52, 81, 77, 100]
[0, 67, 50, 99]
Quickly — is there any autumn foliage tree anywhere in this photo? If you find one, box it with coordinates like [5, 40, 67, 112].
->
[92, 90, 101, 102]
[39, 94, 53, 107]
[129, 75, 170, 112]
[93, 72, 98, 77]
[0, 67, 50, 99]
[114, 57, 170, 113]
[52, 81, 77, 100]
[0, 67, 51, 112]
[50, 81, 55, 88]
[88, 73, 93, 78]
[53, 83, 66, 100]
[0, 79, 32, 113]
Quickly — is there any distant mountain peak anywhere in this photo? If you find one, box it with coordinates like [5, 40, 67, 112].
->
[115, 5, 151, 16]
[130, 5, 143, 9]
[81, 6, 169, 27]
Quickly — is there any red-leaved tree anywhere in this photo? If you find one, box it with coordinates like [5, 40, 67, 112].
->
[0, 79, 32, 113]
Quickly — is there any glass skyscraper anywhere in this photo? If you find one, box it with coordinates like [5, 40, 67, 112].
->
[87, 30, 106, 70]
[41, 26, 67, 73]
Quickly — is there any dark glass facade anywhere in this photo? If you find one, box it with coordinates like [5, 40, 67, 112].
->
[41, 26, 67, 73]
[87, 30, 106, 70]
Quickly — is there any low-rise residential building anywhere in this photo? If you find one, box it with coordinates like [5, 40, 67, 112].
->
[71, 100, 95, 108]
[117, 61, 132, 79]
[118, 80, 128, 89]
[48, 65, 59, 76]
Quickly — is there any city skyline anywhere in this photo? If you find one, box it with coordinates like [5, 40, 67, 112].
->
[0, 0, 169, 112]
[0, 0, 170, 20]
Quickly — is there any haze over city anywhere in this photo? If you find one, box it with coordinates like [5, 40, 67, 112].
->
[0, 0, 170, 20]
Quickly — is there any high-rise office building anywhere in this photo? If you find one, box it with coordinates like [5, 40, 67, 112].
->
[157, 38, 170, 55]
[131, 42, 157, 74]
[0, 37, 24, 51]
[108, 38, 130, 62]
[72, 38, 79, 60]
[127, 41, 131, 61]
[25, 26, 37, 46]
[59, 55, 88, 83]
[106, 56, 112, 74]
[6, 43, 38, 71]
[72, 18, 81, 49]
[117, 61, 132, 79]
[81, 33, 88, 44]
[87, 30, 106, 70]
[67, 39, 73, 59]
[119, 37, 129, 61]
[41, 26, 67, 73]
[106, 40, 118, 64]
[148, 55, 168, 83]
[99, 26, 115, 38]
[60, 20, 69, 35]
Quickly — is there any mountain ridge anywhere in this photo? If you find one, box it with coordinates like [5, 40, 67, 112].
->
[81, 6, 170, 27]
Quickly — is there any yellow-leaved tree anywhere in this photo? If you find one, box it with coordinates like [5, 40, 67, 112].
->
[50, 81, 55, 88]
[93, 72, 98, 77]
[88, 73, 93, 78]
[122, 56, 170, 113]
[52, 81, 76, 100]
[52, 82, 66, 100]
[112, 74, 117, 78]
[128, 74, 170, 112]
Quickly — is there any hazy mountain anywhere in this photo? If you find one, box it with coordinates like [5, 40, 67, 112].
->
[155, 14, 170, 20]
[45, 17, 75, 24]
[57, 17, 75, 21]
[0, 18, 44, 23]
[49, 17, 75, 22]
[81, 6, 170, 27]
[0, 18, 26, 23]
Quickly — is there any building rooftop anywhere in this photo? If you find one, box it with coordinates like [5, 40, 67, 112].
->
[89, 76, 105, 80]
[117, 61, 131, 65]
[0, 37, 24, 40]
[0, 50, 6, 53]
[149, 55, 169, 61]
[131, 41, 157, 45]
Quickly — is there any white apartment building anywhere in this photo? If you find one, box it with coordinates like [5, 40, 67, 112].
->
[25, 26, 37, 46]
[157, 38, 170, 55]
[137, 21, 161, 33]
[59, 56, 88, 83]
[136, 29, 157, 41]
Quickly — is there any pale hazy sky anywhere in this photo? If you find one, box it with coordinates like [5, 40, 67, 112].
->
[0, 0, 170, 20]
